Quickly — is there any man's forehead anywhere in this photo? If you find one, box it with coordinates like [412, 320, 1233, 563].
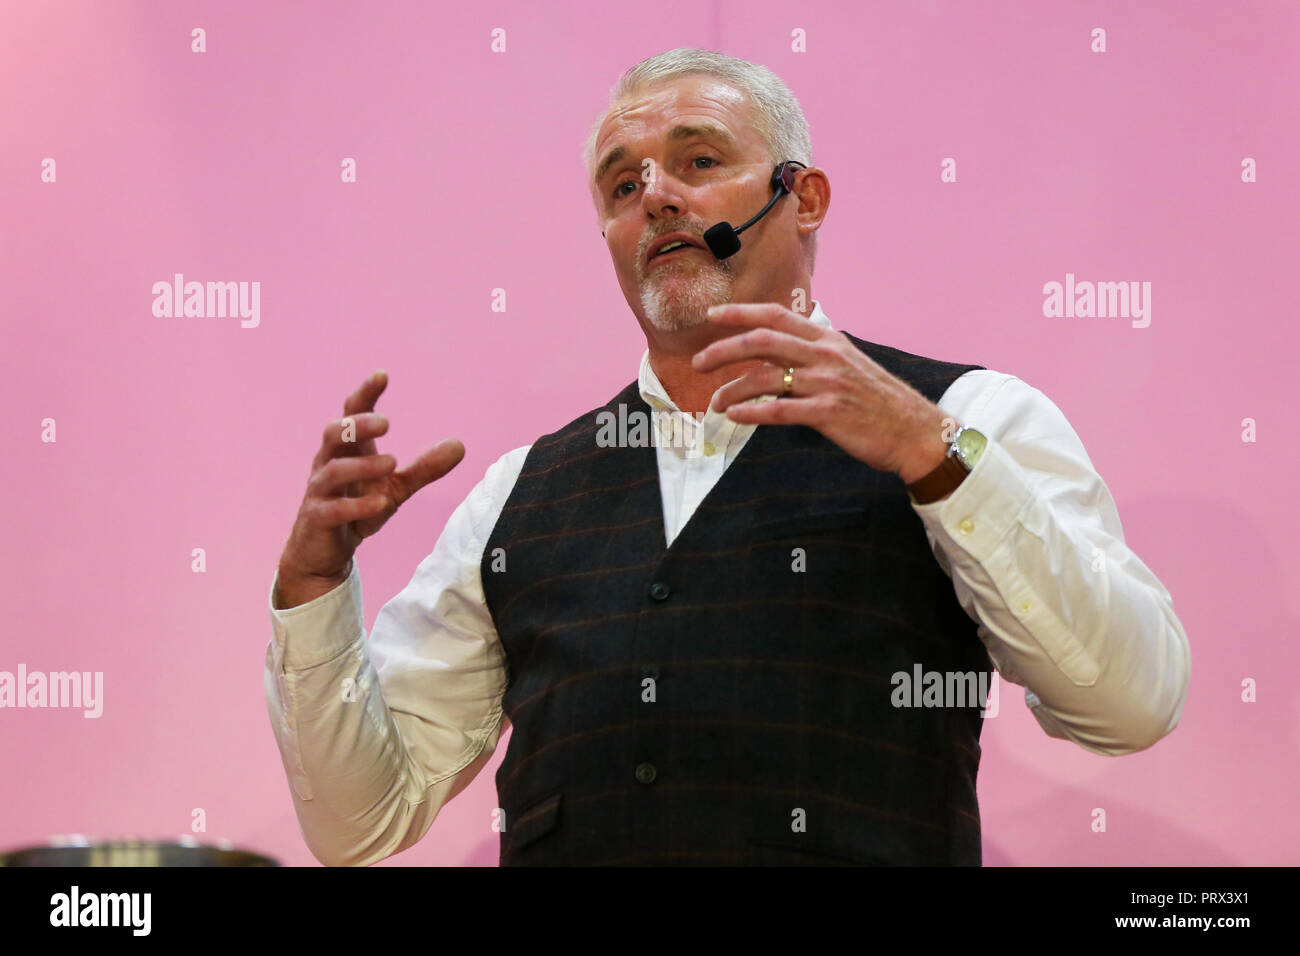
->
[592, 79, 756, 180]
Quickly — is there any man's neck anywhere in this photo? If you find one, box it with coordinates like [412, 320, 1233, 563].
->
[644, 295, 815, 417]
[649, 348, 763, 418]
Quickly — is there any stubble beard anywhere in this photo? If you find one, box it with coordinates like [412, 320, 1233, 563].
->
[639, 253, 736, 333]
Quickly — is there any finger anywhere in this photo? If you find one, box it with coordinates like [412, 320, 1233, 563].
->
[308, 453, 397, 498]
[390, 439, 465, 506]
[344, 369, 388, 418]
[705, 302, 824, 340]
[712, 364, 823, 411]
[693, 327, 823, 374]
[719, 394, 825, 426]
[312, 412, 390, 470]
[305, 491, 391, 528]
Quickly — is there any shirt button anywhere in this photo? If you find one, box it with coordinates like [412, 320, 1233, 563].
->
[635, 762, 657, 785]
[1019, 599, 1032, 613]
[958, 518, 975, 535]
[702, 441, 717, 457]
[648, 581, 671, 601]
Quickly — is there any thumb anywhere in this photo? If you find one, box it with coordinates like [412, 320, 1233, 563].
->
[392, 438, 466, 505]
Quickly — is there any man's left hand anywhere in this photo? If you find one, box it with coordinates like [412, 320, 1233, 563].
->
[693, 302, 954, 485]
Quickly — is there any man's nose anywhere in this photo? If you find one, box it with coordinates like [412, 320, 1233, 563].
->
[640, 167, 686, 216]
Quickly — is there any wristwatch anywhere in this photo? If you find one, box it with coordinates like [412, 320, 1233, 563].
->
[906, 425, 987, 504]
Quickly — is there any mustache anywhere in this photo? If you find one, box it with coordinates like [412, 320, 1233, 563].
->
[642, 225, 706, 252]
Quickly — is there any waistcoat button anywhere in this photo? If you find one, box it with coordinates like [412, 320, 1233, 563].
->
[648, 581, 671, 601]
[634, 762, 657, 784]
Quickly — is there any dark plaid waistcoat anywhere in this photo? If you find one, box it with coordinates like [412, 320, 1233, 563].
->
[480, 332, 991, 866]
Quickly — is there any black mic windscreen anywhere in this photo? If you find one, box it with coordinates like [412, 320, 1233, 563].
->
[703, 222, 741, 259]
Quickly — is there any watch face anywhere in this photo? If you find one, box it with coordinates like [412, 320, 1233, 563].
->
[957, 427, 987, 467]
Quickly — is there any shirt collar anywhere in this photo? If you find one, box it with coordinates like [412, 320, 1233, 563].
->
[637, 299, 832, 414]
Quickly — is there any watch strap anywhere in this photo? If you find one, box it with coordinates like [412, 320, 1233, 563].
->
[906, 452, 969, 504]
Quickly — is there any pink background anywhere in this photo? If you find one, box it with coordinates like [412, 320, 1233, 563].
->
[2, 0, 1297, 866]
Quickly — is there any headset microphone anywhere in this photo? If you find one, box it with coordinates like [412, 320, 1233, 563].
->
[702, 161, 806, 260]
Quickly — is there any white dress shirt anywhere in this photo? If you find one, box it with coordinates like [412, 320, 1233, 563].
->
[264, 299, 1190, 866]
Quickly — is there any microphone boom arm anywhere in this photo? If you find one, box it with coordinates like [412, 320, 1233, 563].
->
[703, 161, 807, 260]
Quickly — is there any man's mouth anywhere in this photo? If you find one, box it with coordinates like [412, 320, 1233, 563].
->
[646, 231, 710, 266]
[648, 241, 701, 267]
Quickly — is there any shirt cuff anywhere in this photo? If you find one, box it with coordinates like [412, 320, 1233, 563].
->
[908, 436, 1035, 562]
[267, 561, 365, 670]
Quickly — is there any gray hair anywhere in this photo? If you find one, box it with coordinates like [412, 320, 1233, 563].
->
[584, 48, 817, 266]
[584, 48, 813, 176]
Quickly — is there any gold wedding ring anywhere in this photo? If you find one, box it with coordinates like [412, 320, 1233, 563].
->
[782, 367, 795, 397]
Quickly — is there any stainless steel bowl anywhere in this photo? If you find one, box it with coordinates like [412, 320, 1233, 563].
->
[0, 838, 279, 866]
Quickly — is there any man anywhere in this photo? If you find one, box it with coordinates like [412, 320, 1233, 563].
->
[264, 48, 1189, 866]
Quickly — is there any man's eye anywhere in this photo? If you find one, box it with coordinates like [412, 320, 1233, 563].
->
[612, 157, 718, 200]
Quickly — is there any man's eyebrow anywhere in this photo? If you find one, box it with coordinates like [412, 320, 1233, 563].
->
[593, 124, 738, 186]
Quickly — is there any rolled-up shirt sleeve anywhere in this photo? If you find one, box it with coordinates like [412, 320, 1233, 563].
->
[911, 371, 1190, 756]
[263, 447, 527, 865]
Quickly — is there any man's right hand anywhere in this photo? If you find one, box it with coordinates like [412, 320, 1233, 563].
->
[274, 369, 465, 609]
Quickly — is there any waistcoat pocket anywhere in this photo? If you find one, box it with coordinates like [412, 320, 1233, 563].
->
[503, 789, 563, 856]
